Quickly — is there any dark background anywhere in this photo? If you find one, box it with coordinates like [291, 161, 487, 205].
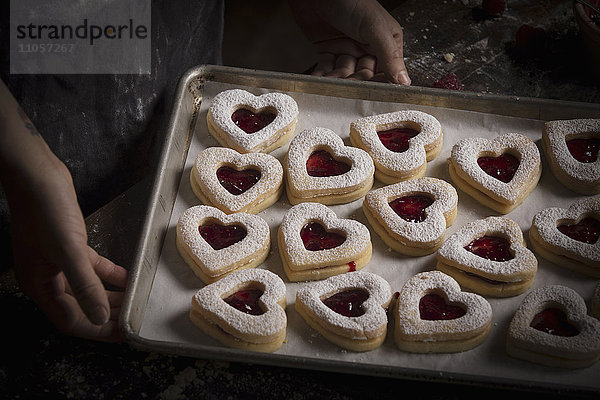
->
[2, 0, 600, 399]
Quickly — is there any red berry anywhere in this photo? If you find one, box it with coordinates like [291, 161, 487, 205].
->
[514, 24, 546, 55]
[482, 0, 506, 17]
[433, 73, 463, 91]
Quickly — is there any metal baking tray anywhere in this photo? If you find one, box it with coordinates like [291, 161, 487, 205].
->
[120, 64, 600, 395]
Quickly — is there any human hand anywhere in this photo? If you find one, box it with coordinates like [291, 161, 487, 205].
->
[7, 155, 128, 342]
[289, 0, 410, 84]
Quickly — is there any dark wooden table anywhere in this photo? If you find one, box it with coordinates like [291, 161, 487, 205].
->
[1, 1, 599, 398]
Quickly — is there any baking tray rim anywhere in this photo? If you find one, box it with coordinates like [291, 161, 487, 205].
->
[119, 64, 600, 395]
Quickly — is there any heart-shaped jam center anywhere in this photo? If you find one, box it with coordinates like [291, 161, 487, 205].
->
[566, 137, 600, 163]
[557, 217, 600, 244]
[322, 288, 369, 317]
[377, 127, 421, 153]
[464, 235, 514, 261]
[389, 195, 434, 223]
[419, 293, 466, 320]
[530, 308, 579, 337]
[199, 222, 247, 250]
[306, 150, 351, 177]
[216, 166, 261, 195]
[223, 288, 264, 315]
[300, 222, 346, 251]
[231, 108, 277, 134]
[477, 153, 520, 183]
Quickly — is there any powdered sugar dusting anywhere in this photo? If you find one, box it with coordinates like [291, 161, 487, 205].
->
[208, 89, 298, 152]
[193, 268, 286, 337]
[280, 202, 371, 269]
[296, 271, 392, 339]
[532, 197, 600, 264]
[192, 147, 283, 213]
[285, 127, 374, 197]
[450, 133, 541, 203]
[437, 216, 537, 281]
[396, 271, 492, 338]
[363, 177, 457, 245]
[508, 285, 600, 360]
[177, 205, 270, 274]
[350, 110, 442, 173]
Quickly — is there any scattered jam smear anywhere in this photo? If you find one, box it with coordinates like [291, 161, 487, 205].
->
[389, 195, 434, 223]
[477, 153, 520, 183]
[223, 288, 265, 315]
[566, 137, 600, 163]
[557, 217, 600, 244]
[322, 289, 369, 317]
[300, 222, 346, 251]
[199, 223, 247, 250]
[464, 235, 514, 261]
[419, 293, 466, 320]
[231, 108, 276, 134]
[433, 73, 463, 91]
[306, 150, 351, 177]
[530, 308, 579, 337]
[377, 127, 420, 153]
[216, 166, 261, 195]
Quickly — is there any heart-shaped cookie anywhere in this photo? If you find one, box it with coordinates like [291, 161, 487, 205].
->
[349, 110, 443, 184]
[362, 177, 458, 256]
[529, 196, 600, 278]
[190, 147, 284, 214]
[449, 133, 541, 214]
[295, 271, 392, 351]
[177, 205, 270, 283]
[506, 285, 600, 368]
[284, 127, 374, 205]
[542, 119, 600, 195]
[190, 268, 287, 352]
[207, 89, 299, 153]
[278, 202, 372, 282]
[394, 270, 492, 353]
[436, 216, 538, 297]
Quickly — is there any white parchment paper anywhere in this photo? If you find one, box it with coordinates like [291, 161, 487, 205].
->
[139, 80, 599, 391]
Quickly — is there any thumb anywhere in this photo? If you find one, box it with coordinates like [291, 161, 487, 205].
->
[366, 25, 410, 85]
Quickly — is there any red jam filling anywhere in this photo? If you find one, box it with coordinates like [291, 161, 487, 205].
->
[557, 217, 600, 244]
[389, 195, 434, 223]
[377, 127, 420, 153]
[231, 108, 277, 134]
[300, 222, 346, 251]
[464, 235, 514, 262]
[199, 223, 247, 250]
[322, 289, 369, 317]
[530, 308, 579, 337]
[223, 288, 264, 315]
[216, 166, 261, 195]
[306, 150, 351, 177]
[348, 261, 356, 272]
[419, 293, 466, 320]
[566, 138, 600, 163]
[477, 153, 519, 183]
